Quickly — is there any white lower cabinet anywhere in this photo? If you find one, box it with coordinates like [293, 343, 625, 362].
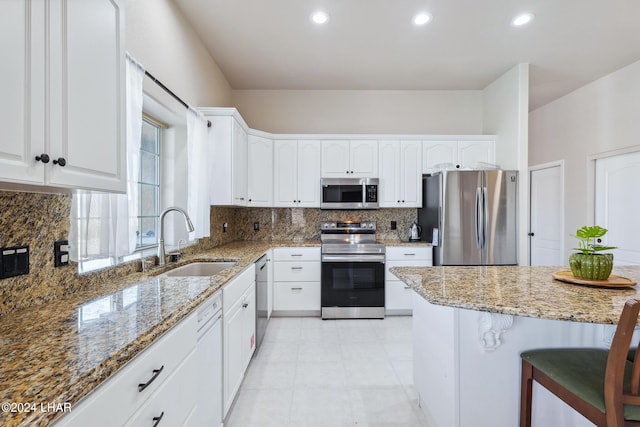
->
[124, 350, 198, 427]
[385, 246, 432, 315]
[222, 265, 256, 417]
[54, 313, 198, 427]
[272, 247, 321, 315]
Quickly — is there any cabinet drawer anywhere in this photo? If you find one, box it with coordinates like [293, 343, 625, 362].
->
[56, 313, 197, 427]
[386, 246, 432, 261]
[385, 281, 415, 312]
[273, 281, 321, 311]
[273, 247, 320, 262]
[124, 350, 198, 427]
[385, 260, 432, 280]
[223, 265, 256, 308]
[273, 261, 321, 282]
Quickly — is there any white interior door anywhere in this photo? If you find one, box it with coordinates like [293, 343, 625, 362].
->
[595, 151, 640, 265]
[529, 163, 564, 266]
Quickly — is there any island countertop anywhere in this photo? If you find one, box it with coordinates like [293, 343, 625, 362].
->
[390, 265, 640, 324]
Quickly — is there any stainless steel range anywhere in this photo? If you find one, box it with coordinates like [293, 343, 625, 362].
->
[320, 221, 385, 319]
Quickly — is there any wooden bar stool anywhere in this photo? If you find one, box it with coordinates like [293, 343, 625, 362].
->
[520, 298, 640, 427]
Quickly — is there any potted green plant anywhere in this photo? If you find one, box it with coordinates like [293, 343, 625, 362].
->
[569, 225, 617, 280]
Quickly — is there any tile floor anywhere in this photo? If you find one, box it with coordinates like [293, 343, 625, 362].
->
[225, 316, 431, 427]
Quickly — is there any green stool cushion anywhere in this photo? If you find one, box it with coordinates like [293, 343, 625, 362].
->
[521, 348, 640, 421]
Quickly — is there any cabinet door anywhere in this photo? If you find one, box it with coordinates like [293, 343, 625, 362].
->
[350, 140, 378, 177]
[400, 141, 422, 207]
[378, 141, 400, 207]
[242, 284, 256, 371]
[247, 135, 273, 206]
[0, 1, 45, 185]
[223, 298, 244, 416]
[273, 140, 298, 207]
[232, 119, 248, 205]
[321, 140, 350, 177]
[48, 0, 126, 192]
[297, 140, 321, 207]
[457, 140, 495, 168]
[422, 141, 457, 172]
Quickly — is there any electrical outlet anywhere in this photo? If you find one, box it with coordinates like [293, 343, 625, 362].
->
[54, 240, 70, 267]
[253, 222, 260, 231]
[391, 221, 397, 230]
[222, 222, 228, 233]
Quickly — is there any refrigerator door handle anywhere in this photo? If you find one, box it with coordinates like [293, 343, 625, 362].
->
[482, 186, 488, 249]
[475, 187, 482, 249]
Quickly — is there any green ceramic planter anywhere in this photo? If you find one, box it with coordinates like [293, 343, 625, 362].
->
[569, 253, 614, 280]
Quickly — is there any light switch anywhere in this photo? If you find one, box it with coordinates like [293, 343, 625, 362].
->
[0, 245, 29, 279]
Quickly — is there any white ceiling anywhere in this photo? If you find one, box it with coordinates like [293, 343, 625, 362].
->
[173, 0, 640, 110]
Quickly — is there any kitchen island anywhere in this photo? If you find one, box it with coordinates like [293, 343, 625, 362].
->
[390, 265, 640, 427]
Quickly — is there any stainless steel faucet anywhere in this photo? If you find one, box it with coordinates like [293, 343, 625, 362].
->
[158, 207, 195, 266]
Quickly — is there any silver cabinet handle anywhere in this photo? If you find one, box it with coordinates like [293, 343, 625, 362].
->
[291, 287, 303, 291]
[291, 254, 303, 257]
[291, 267, 303, 270]
[404, 253, 416, 256]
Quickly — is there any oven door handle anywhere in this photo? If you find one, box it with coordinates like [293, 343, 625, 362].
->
[321, 254, 385, 263]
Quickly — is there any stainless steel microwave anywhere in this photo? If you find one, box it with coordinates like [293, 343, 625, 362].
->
[320, 178, 379, 209]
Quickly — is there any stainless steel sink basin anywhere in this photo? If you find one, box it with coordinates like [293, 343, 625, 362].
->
[164, 261, 236, 277]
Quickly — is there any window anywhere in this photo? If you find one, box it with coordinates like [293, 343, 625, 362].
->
[137, 117, 161, 248]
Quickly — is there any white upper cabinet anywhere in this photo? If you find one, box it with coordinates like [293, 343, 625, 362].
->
[274, 140, 321, 207]
[247, 134, 272, 207]
[321, 140, 378, 178]
[457, 141, 495, 168]
[379, 140, 422, 208]
[0, 0, 126, 192]
[422, 140, 495, 173]
[205, 109, 249, 206]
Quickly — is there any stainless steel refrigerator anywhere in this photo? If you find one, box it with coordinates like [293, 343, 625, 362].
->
[419, 170, 518, 265]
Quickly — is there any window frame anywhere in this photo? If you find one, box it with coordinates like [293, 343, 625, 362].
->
[137, 116, 163, 250]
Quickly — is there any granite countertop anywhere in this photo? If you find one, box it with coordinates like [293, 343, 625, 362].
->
[390, 265, 640, 324]
[0, 240, 319, 427]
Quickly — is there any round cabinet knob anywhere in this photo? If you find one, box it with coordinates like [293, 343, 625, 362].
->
[248, 199, 252, 202]
[528, 232, 535, 236]
[53, 157, 66, 167]
[456, 164, 461, 169]
[35, 154, 50, 163]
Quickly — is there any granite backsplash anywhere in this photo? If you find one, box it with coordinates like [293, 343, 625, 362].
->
[0, 190, 416, 315]
[234, 207, 417, 242]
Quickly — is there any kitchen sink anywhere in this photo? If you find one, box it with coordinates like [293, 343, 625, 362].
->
[164, 261, 236, 277]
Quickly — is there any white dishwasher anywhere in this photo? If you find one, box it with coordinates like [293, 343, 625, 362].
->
[196, 293, 223, 427]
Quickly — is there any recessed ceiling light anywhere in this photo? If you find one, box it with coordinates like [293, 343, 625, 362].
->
[310, 11, 330, 25]
[412, 12, 432, 26]
[511, 12, 534, 27]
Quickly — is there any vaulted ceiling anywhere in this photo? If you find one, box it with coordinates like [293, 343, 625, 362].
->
[174, 0, 640, 110]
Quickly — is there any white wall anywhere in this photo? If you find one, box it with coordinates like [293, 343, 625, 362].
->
[231, 89, 484, 134]
[482, 64, 530, 265]
[126, 0, 232, 111]
[529, 59, 640, 261]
